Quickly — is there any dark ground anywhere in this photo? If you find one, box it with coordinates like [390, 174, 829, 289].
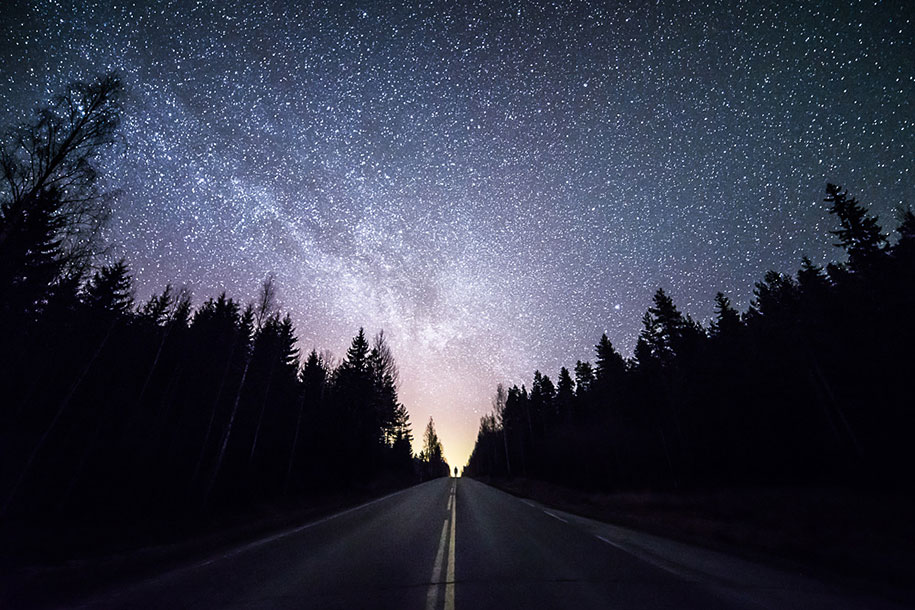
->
[478, 476, 915, 598]
[4, 477, 913, 609]
[0, 478, 415, 608]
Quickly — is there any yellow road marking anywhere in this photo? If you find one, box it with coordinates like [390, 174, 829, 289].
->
[426, 518, 449, 610]
[427, 478, 457, 610]
[445, 480, 456, 610]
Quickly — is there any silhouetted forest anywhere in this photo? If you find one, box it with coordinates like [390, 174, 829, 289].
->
[0, 73, 450, 533]
[466, 184, 915, 492]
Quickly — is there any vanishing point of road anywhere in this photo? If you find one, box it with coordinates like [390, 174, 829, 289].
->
[27, 477, 910, 609]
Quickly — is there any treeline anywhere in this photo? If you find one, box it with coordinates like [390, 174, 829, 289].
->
[0, 73, 448, 526]
[420, 417, 452, 480]
[466, 184, 915, 491]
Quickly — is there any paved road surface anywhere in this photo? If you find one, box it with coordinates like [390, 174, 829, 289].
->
[28, 477, 910, 609]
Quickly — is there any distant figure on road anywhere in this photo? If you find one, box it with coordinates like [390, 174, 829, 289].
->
[454, 467, 458, 477]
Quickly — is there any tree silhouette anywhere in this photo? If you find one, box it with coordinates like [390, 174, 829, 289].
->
[82, 259, 134, 315]
[710, 292, 740, 338]
[0, 187, 68, 318]
[825, 183, 886, 271]
[0, 76, 423, 549]
[468, 183, 914, 494]
[0, 72, 122, 277]
[573, 360, 594, 396]
[421, 417, 449, 479]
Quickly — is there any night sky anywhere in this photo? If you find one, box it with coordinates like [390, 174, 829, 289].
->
[2, 1, 912, 467]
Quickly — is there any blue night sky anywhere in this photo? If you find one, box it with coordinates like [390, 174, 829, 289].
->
[2, 0, 912, 465]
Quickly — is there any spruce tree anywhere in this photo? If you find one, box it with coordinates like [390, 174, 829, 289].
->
[825, 183, 886, 271]
[82, 259, 133, 315]
[710, 292, 741, 337]
[573, 360, 594, 396]
[595, 333, 626, 384]
[556, 367, 575, 421]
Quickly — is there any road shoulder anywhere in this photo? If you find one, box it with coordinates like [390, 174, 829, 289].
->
[472, 476, 915, 607]
[1, 482, 421, 609]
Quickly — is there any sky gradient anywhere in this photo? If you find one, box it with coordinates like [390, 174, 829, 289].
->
[2, 0, 912, 467]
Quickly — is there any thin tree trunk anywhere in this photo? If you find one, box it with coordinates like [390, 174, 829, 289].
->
[190, 329, 240, 486]
[246, 359, 276, 472]
[202, 354, 252, 509]
[1, 318, 114, 516]
[284, 391, 307, 495]
[135, 323, 172, 411]
[116, 324, 174, 453]
[810, 359, 862, 457]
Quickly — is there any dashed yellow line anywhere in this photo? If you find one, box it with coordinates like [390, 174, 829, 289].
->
[445, 479, 456, 610]
[426, 478, 457, 610]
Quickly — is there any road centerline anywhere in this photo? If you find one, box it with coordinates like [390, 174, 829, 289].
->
[445, 479, 456, 610]
[425, 520, 449, 609]
[426, 478, 457, 610]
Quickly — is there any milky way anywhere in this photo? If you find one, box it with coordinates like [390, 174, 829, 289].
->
[2, 1, 912, 466]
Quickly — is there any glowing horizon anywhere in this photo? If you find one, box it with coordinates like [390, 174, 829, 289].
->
[3, 2, 911, 470]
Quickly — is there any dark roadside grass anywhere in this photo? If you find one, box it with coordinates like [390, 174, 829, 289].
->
[476, 476, 915, 604]
[0, 476, 417, 609]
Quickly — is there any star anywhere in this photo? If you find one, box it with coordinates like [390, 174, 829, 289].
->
[1, 1, 911, 467]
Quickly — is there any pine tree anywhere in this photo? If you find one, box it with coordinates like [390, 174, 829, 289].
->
[0, 187, 67, 317]
[247, 312, 299, 473]
[556, 367, 575, 421]
[892, 205, 915, 268]
[492, 383, 511, 476]
[343, 327, 370, 374]
[573, 360, 595, 396]
[595, 333, 626, 384]
[710, 292, 741, 337]
[634, 313, 657, 369]
[189, 294, 243, 488]
[203, 303, 255, 507]
[82, 259, 133, 315]
[797, 257, 829, 293]
[897, 206, 915, 243]
[825, 183, 886, 271]
[370, 331, 400, 442]
[141, 284, 174, 325]
[749, 271, 799, 321]
[286, 349, 327, 492]
[422, 417, 448, 478]
[389, 403, 414, 472]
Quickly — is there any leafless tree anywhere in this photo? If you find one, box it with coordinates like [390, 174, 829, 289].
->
[0, 72, 123, 276]
[254, 272, 278, 330]
[372, 329, 399, 387]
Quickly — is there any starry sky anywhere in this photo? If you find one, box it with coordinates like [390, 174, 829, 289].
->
[1, 0, 912, 467]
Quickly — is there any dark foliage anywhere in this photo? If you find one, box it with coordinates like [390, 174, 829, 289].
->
[419, 417, 450, 480]
[0, 77, 424, 535]
[466, 184, 915, 493]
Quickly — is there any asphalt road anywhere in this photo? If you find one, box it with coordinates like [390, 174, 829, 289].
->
[36, 477, 908, 609]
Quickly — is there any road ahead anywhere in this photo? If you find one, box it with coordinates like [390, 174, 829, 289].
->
[38, 477, 907, 609]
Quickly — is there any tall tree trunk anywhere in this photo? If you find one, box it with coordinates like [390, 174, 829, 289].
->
[284, 391, 307, 495]
[246, 359, 276, 473]
[135, 323, 172, 411]
[190, 329, 240, 487]
[1, 318, 115, 516]
[202, 354, 252, 509]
